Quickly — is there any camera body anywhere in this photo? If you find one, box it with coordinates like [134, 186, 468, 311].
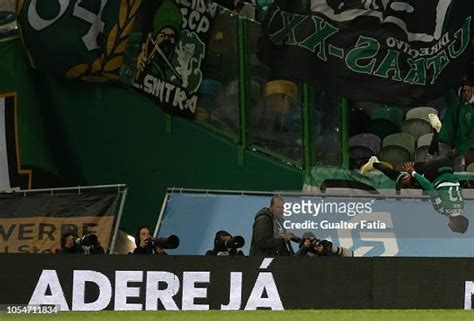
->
[146, 235, 180, 250]
[312, 239, 353, 257]
[76, 233, 105, 254]
[207, 232, 245, 256]
[224, 236, 245, 249]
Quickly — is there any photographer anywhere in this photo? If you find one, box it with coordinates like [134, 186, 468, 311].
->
[80, 233, 105, 254]
[296, 232, 354, 257]
[296, 232, 323, 257]
[132, 226, 167, 255]
[59, 232, 105, 254]
[59, 232, 81, 254]
[249, 196, 294, 256]
[205, 230, 245, 256]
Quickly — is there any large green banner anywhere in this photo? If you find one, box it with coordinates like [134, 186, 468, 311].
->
[260, 0, 474, 105]
[17, 0, 217, 117]
[17, 0, 142, 83]
[128, 0, 217, 117]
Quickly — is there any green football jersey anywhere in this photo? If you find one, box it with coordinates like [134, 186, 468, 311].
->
[413, 172, 465, 217]
[431, 186, 464, 217]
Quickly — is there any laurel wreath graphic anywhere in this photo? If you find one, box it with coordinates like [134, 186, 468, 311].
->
[66, 0, 141, 83]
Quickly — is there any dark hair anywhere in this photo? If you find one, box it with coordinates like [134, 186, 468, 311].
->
[61, 232, 77, 248]
[299, 232, 316, 247]
[135, 225, 151, 247]
[214, 230, 231, 244]
[449, 215, 469, 234]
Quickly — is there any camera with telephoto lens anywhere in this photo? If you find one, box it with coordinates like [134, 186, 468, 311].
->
[147, 234, 180, 249]
[313, 239, 353, 257]
[76, 233, 105, 254]
[208, 231, 245, 256]
[224, 235, 245, 249]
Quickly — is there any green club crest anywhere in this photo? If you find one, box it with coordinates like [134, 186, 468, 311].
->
[170, 30, 205, 93]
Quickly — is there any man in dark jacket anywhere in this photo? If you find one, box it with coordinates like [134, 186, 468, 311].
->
[249, 196, 294, 256]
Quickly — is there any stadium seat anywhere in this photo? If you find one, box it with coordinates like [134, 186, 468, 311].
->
[368, 107, 403, 140]
[197, 79, 224, 113]
[417, 133, 434, 148]
[263, 80, 298, 114]
[402, 106, 437, 140]
[405, 106, 438, 122]
[350, 108, 370, 137]
[402, 119, 432, 141]
[226, 79, 261, 106]
[349, 133, 381, 154]
[380, 133, 416, 166]
[380, 146, 411, 167]
[383, 133, 416, 155]
[263, 80, 298, 98]
[195, 106, 209, 121]
[415, 133, 452, 162]
[349, 133, 381, 169]
[466, 163, 474, 172]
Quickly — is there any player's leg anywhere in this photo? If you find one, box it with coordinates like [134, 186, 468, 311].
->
[361, 156, 409, 183]
[427, 131, 440, 157]
[414, 157, 454, 183]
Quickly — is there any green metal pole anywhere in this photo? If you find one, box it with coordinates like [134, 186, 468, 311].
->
[237, 16, 249, 166]
[302, 83, 314, 171]
[340, 97, 350, 169]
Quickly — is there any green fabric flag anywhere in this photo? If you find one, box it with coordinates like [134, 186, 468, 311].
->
[17, 0, 142, 83]
[126, 0, 217, 117]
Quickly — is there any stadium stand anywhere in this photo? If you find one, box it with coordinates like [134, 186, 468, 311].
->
[380, 133, 416, 167]
[349, 133, 381, 169]
[402, 106, 437, 140]
[368, 106, 403, 140]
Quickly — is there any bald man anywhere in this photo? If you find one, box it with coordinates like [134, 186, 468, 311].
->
[249, 196, 294, 256]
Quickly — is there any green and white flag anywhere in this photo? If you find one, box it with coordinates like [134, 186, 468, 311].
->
[17, 0, 142, 83]
[127, 0, 217, 117]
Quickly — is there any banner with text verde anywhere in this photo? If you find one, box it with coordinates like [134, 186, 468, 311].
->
[259, 0, 473, 105]
[0, 192, 121, 253]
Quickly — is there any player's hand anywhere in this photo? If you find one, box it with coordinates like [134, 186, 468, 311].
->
[402, 162, 415, 174]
